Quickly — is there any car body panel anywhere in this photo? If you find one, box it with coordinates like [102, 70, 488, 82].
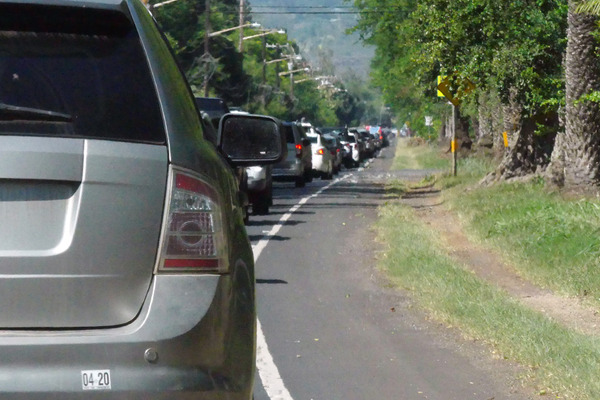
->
[0, 273, 255, 399]
[0, 137, 168, 328]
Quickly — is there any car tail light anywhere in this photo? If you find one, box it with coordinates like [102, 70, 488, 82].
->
[379, 135, 383, 140]
[295, 144, 303, 158]
[158, 168, 228, 274]
[316, 148, 324, 155]
[336, 148, 341, 153]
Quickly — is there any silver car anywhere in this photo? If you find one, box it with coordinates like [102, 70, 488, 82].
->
[0, 1, 284, 398]
[272, 121, 313, 187]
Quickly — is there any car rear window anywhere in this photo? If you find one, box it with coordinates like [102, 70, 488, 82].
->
[308, 136, 319, 144]
[0, 4, 165, 143]
[283, 125, 295, 143]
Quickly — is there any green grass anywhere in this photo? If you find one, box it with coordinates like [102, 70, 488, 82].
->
[379, 141, 600, 398]
[377, 191, 600, 399]
[447, 181, 600, 302]
[391, 138, 451, 171]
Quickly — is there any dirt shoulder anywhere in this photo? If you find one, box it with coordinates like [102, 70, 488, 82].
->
[402, 185, 600, 337]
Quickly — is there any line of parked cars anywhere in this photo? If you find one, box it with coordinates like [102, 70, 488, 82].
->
[190, 108, 396, 223]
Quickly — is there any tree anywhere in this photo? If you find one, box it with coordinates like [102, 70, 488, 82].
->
[547, 0, 600, 188]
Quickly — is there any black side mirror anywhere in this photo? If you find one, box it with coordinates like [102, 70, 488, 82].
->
[218, 113, 287, 166]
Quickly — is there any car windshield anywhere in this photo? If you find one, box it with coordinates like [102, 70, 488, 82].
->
[0, 6, 165, 143]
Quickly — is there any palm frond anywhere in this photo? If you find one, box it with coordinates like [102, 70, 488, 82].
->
[577, 0, 600, 15]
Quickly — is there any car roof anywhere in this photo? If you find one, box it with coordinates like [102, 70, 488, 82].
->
[1, 0, 124, 5]
[0, 0, 130, 15]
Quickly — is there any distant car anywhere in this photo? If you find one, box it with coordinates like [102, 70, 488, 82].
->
[0, 2, 286, 399]
[307, 131, 334, 180]
[339, 130, 362, 167]
[355, 128, 376, 158]
[195, 96, 230, 129]
[246, 164, 273, 215]
[322, 133, 343, 174]
[273, 121, 313, 187]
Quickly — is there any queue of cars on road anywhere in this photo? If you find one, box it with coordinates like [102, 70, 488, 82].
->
[195, 95, 395, 223]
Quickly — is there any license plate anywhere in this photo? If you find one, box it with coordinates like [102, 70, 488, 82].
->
[81, 370, 111, 390]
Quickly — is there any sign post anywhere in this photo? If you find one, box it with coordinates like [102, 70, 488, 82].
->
[436, 75, 476, 177]
[451, 105, 457, 176]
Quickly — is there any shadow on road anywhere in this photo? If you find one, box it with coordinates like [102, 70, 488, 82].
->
[256, 279, 288, 285]
[248, 234, 290, 242]
[247, 219, 306, 227]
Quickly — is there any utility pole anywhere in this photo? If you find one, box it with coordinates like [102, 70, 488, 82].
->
[203, 0, 211, 96]
[238, 0, 244, 52]
[275, 59, 281, 89]
[262, 36, 267, 84]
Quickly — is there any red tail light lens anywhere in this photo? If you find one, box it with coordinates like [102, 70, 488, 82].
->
[158, 168, 228, 273]
[295, 144, 302, 158]
[316, 148, 324, 155]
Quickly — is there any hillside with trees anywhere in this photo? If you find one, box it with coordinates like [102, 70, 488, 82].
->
[146, 0, 382, 127]
[247, 0, 374, 78]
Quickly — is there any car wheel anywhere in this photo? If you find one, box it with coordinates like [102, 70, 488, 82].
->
[243, 205, 250, 225]
[295, 175, 306, 188]
[305, 168, 313, 183]
[253, 198, 269, 215]
[324, 166, 334, 180]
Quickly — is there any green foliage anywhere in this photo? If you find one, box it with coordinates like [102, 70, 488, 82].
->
[351, 0, 568, 137]
[578, 0, 600, 15]
[151, 0, 371, 125]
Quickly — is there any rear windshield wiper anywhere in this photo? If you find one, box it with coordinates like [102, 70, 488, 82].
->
[0, 102, 72, 122]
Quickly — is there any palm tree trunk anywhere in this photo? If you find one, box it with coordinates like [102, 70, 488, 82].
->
[481, 87, 538, 183]
[547, 0, 600, 188]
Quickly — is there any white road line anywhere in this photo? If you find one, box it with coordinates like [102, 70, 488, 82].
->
[253, 174, 351, 400]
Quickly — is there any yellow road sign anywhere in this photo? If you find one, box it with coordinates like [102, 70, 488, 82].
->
[437, 75, 475, 106]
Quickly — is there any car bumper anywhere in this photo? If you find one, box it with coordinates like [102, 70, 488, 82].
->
[247, 177, 267, 192]
[0, 272, 256, 399]
[273, 160, 303, 179]
[311, 156, 329, 173]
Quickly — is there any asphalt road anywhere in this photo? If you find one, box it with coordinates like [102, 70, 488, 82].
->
[249, 141, 531, 400]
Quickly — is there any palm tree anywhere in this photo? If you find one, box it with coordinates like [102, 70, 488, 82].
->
[547, 0, 600, 188]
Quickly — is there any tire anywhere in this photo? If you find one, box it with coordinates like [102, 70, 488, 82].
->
[295, 175, 305, 188]
[253, 198, 269, 215]
[323, 163, 333, 180]
[243, 205, 249, 225]
[304, 168, 313, 183]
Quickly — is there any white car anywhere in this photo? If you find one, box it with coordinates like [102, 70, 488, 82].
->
[308, 133, 334, 180]
[246, 165, 273, 215]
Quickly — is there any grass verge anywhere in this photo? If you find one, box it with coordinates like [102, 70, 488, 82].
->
[379, 139, 600, 398]
[376, 194, 600, 398]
